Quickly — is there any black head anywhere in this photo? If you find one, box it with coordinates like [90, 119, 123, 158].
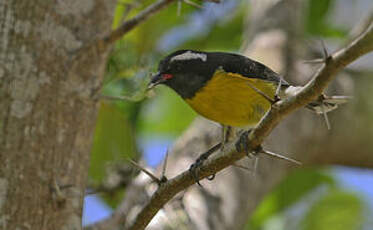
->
[149, 50, 215, 99]
[148, 49, 285, 98]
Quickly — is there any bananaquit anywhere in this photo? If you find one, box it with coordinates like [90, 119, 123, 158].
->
[148, 50, 346, 177]
[149, 50, 343, 128]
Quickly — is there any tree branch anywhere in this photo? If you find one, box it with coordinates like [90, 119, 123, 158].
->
[92, 0, 219, 52]
[101, 0, 175, 47]
[125, 22, 373, 230]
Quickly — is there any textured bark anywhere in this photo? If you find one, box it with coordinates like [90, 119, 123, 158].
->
[0, 1, 116, 229]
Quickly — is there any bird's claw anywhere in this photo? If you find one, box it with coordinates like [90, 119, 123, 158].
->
[189, 143, 222, 186]
[189, 156, 214, 187]
[235, 130, 261, 158]
[236, 131, 250, 157]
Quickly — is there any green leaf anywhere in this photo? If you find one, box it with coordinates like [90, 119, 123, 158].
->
[306, 0, 347, 37]
[301, 190, 363, 230]
[89, 102, 141, 207]
[102, 70, 151, 102]
[248, 168, 336, 229]
[138, 86, 196, 137]
[182, 1, 245, 51]
[89, 102, 138, 182]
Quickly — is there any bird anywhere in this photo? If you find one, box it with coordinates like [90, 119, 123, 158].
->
[148, 49, 347, 181]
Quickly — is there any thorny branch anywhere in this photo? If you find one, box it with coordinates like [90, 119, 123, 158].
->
[82, 3, 372, 230]
[123, 22, 373, 230]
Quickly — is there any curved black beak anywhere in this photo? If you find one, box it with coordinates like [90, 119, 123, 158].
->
[147, 72, 163, 90]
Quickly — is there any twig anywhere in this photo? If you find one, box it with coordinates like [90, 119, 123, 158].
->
[177, 0, 182, 16]
[275, 78, 283, 98]
[303, 40, 331, 64]
[259, 149, 301, 165]
[232, 163, 252, 172]
[320, 39, 329, 61]
[184, 0, 203, 9]
[100, 94, 135, 101]
[321, 104, 331, 130]
[102, 0, 176, 48]
[123, 21, 373, 230]
[246, 81, 275, 103]
[85, 165, 133, 195]
[91, 0, 216, 52]
[129, 160, 161, 185]
[303, 58, 324, 64]
[160, 150, 169, 183]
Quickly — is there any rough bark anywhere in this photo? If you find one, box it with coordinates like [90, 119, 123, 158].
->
[0, 1, 116, 229]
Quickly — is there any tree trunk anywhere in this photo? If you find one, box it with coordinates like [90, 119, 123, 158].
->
[0, 1, 115, 229]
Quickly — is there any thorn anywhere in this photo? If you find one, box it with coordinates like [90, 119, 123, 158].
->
[183, 0, 203, 9]
[323, 95, 352, 103]
[232, 163, 252, 171]
[51, 179, 73, 207]
[100, 94, 133, 101]
[160, 150, 169, 183]
[275, 78, 283, 101]
[85, 188, 98, 195]
[304, 40, 332, 64]
[129, 159, 161, 184]
[321, 104, 331, 130]
[52, 179, 63, 198]
[320, 40, 329, 60]
[177, 0, 182, 16]
[253, 156, 259, 174]
[320, 39, 333, 63]
[303, 58, 325, 64]
[246, 81, 275, 104]
[260, 149, 302, 165]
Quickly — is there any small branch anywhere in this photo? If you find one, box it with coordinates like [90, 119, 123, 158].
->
[160, 150, 169, 182]
[183, 0, 203, 9]
[85, 162, 137, 196]
[101, 0, 176, 47]
[259, 149, 301, 165]
[303, 58, 325, 64]
[92, 0, 218, 52]
[246, 81, 275, 103]
[320, 104, 331, 130]
[129, 160, 161, 185]
[124, 21, 373, 230]
[100, 94, 136, 101]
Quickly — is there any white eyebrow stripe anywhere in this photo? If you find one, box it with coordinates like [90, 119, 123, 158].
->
[170, 51, 207, 62]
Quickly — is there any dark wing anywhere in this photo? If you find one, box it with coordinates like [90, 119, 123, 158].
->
[207, 52, 289, 86]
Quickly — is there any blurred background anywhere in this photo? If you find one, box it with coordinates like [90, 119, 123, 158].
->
[84, 0, 373, 229]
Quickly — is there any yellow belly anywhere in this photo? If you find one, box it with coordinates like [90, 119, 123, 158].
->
[185, 71, 277, 127]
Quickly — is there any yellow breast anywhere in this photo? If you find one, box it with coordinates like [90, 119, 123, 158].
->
[185, 70, 277, 127]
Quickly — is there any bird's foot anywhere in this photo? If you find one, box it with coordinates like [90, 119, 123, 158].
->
[235, 130, 260, 158]
[189, 143, 221, 187]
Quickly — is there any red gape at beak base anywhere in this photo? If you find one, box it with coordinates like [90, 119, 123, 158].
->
[162, 74, 173, 80]
[147, 72, 173, 90]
